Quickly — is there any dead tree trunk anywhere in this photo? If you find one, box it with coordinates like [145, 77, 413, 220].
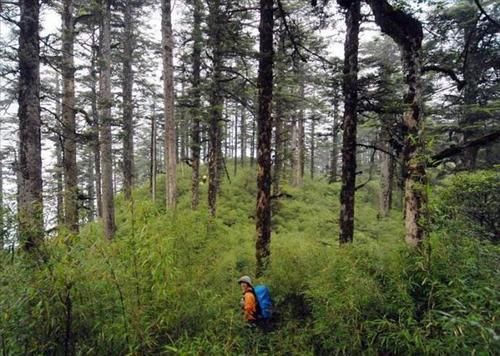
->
[255, 0, 274, 277]
[18, 0, 43, 250]
[99, 0, 116, 240]
[162, 0, 177, 209]
[366, 0, 427, 246]
[338, 0, 360, 244]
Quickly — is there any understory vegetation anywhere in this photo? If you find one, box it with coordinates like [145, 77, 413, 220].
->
[1, 167, 499, 355]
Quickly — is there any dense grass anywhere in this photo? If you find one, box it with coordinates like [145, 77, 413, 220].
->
[1, 166, 498, 355]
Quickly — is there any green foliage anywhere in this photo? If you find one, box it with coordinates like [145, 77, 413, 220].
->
[432, 169, 500, 241]
[0, 167, 498, 354]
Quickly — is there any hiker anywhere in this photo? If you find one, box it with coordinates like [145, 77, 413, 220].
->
[238, 275, 258, 326]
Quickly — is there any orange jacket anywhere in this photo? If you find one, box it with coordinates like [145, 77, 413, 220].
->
[242, 289, 257, 321]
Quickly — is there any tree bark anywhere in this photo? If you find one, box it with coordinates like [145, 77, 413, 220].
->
[54, 78, 64, 227]
[378, 124, 394, 217]
[0, 124, 4, 248]
[273, 91, 283, 197]
[461, 17, 481, 169]
[86, 147, 96, 222]
[250, 115, 256, 168]
[292, 61, 305, 187]
[338, 0, 360, 244]
[122, 2, 135, 200]
[255, 0, 274, 278]
[207, 0, 224, 216]
[99, 0, 116, 240]
[366, 0, 427, 247]
[329, 95, 340, 183]
[18, 0, 43, 250]
[310, 118, 316, 179]
[162, 0, 177, 209]
[240, 107, 246, 166]
[291, 115, 300, 186]
[190, 0, 202, 210]
[62, 0, 79, 233]
[234, 110, 238, 176]
[150, 100, 157, 202]
[91, 28, 102, 219]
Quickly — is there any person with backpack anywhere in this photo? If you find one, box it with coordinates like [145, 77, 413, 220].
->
[238, 275, 258, 326]
[238, 275, 273, 329]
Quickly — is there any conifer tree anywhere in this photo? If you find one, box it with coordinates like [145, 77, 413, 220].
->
[162, 0, 177, 209]
[18, 0, 43, 250]
[256, 0, 274, 277]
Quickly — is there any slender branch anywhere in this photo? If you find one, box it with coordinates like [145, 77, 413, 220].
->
[276, 0, 308, 62]
[473, 0, 500, 29]
[356, 143, 401, 163]
[422, 65, 465, 90]
[0, 13, 19, 27]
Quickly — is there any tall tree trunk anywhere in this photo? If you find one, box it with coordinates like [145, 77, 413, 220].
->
[250, 117, 256, 167]
[329, 96, 339, 183]
[338, 0, 360, 244]
[461, 18, 480, 170]
[291, 116, 300, 186]
[99, 0, 116, 240]
[255, 0, 274, 278]
[150, 100, 157, 202]
[62, 0, 78, 233]
[86, 147, 96, 222]
[207, 0, 224, 216]
[55, 79, 64, 227]
[162, 0, 177, 209]
[240, 107, 246, 166]
[56, 140, 64, 226]
[298, 73, 305, 181]
[91, 28, 102, 218]
[122, 2, 135, 200]
[0, 124, 3, 248]
[234, 110, 238, 176]
[310, 118, 316, 179]
[190, 0, 202, 210]
[367, 0, 427, 246]
[272, 98, 283, 196]
[18, 0, 43, 250]
[378, 124, 394, 217]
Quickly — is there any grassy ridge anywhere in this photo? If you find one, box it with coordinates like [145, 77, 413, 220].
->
[0, 167, 498, 355]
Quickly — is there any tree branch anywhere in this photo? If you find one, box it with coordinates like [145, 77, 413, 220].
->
[422, 65, 465, 90]
[473, 0, 500, 29]
[276, 0, 308, 62]
[430, 130, 500, 166]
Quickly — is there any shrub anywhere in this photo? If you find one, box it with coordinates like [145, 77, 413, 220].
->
[432, 169, 500, 241]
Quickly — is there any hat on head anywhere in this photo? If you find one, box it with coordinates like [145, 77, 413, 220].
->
[238, 275, 252, 287]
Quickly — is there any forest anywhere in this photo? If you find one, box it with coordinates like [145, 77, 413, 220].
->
[0, 0, 499, 354]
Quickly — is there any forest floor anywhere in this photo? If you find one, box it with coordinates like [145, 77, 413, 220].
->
[1, 165, 498, 355]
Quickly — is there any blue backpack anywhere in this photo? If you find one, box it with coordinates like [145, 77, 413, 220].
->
[253, 284, 272, 319]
